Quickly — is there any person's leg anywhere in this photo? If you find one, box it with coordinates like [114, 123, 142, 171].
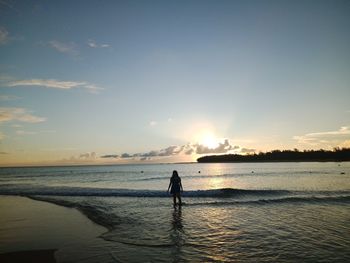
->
[173, 194, 177, 206]
[177, 193, 182, 206]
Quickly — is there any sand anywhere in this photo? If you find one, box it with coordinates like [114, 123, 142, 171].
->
[0, 195, 108, 263]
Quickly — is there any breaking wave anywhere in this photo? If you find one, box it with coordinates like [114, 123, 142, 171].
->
[0, 184, 291, 197]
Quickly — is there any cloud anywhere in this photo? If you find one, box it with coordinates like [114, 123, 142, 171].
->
[0, 107, 46, 123]
[0, 131, 4, 140]
[0, 95, 20, 101]
[87, 39, 110, 48]
[294, 126, 350, 147]
[0, 151, 9, 154]
[116, 139, 239, 160]
[149, 121, 157, 126]
[100, 154, 119, 158]
[194, 139, 238, 154]
[7, 79, 103, 93]
[0, 27, 9, 45]
[48, 40, 78, 55]
[240, 148, 256, 154]
[139, 145, 184, 158]
[60, 152, 99, 164]
[79, 152, 97, 160]
[121, 153, 132, 158]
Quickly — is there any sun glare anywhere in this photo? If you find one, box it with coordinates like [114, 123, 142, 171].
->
[198, 132, 220, 149]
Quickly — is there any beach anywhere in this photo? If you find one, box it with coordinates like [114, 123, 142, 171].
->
[2, 1, 350, 261]
[0, 195, 108, 263]
[0, 162, 350, 262]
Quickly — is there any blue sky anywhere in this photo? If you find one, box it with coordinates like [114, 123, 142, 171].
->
[0, 0, 349, 165]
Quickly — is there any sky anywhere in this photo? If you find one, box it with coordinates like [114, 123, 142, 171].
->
[0, 0, 349, 166]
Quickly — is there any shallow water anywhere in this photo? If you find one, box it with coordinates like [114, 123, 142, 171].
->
[1, 162, 350, 262]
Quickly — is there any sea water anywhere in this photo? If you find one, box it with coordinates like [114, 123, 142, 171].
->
[0, 162, 349, 262]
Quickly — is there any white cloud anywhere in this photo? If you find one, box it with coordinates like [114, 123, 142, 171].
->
[8, 79, 83, 89]
[83, 84, 104, 94]
[0, 27, 9, 45]
[49, 40, 78, 55]
[0, 107, 46, 123]
[149, 121, 157, 126]
[294, 126, 350, 147]
[87, 39, 110, 48]
[87, 41, 97, 48]
[7, 79, 103, 93]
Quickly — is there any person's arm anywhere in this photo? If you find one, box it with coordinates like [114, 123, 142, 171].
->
[167, 179, 172, 192]
[180, 180, 183, 192]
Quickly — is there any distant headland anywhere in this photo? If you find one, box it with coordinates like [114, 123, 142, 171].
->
[197, 148, 350, 163]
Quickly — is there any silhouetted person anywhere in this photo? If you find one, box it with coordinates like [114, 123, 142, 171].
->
[167, 170, 183, 207]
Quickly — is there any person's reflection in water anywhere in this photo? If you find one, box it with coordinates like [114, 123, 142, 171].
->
[172, 207, 183, 232]
[170, 206, 185, 262]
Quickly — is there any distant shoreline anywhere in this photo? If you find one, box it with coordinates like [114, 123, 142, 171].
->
[197, 159, 350, 163]
[197, 148, 350, 163]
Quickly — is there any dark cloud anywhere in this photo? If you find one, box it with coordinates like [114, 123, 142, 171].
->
[79, 152, 96, 159]
[100, 154, 119, 159]
[185, 148, 194, 155]
[195, 139, 238, 154]
[121, 153, 132, 158]
[103, 139, 242, 161]
[240, 148, 256, 154]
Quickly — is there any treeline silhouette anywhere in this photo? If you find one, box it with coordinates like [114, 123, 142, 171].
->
[197, 148, 350, 163]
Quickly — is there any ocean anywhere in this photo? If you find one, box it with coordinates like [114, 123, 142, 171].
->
[0, 162, 349, 262]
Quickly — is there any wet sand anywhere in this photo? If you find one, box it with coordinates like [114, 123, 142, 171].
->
[0, 196, 108, 263]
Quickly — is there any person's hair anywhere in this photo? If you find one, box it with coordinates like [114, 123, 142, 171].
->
[172, 170, 178, 178]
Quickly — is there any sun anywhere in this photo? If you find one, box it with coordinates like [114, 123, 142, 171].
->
[198, 131, 220, 149]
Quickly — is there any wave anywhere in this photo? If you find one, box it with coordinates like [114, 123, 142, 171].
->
[0, 184, 291, 197]
[27, 193, 350, 234]
[185, 195, 350, 206]
[1, 184, 350, 205]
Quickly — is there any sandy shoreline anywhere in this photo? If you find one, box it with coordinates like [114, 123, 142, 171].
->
[0, 195, 108, 263]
